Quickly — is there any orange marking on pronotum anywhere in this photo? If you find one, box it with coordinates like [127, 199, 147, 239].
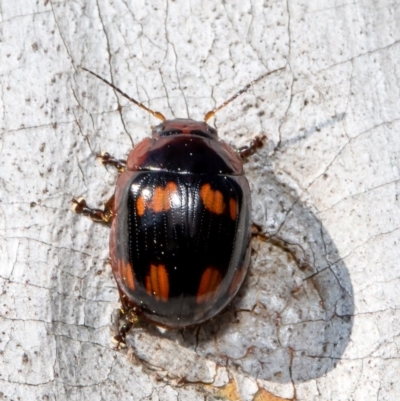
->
[229, 198, 237, 220]
[136, 195, 146, 216]
[119, 259, 135, 291]
[200, 183, 225, 215]
[145, 264, 169, 301]
[197, 267, 222, 303]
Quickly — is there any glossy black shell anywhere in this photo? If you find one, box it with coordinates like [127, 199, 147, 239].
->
[110, 119, 251, 328]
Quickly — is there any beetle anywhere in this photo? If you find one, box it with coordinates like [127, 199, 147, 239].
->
[72, 67, 278, 343]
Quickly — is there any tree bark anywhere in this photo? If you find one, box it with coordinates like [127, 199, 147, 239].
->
[1, 0, 399, 400]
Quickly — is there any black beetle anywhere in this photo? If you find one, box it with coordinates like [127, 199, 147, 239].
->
[73, 67, 278, 343]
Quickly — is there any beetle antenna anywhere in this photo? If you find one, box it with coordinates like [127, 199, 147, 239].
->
[81, 67, 166, 122]
[204, 67, 285, 122]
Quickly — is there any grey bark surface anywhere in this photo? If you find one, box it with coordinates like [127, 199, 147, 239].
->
[0, 0, 399, 400]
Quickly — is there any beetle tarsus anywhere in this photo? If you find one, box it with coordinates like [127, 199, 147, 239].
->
[113, 307, 139, 350]
[97, 152, 127, 173]
[238, 135, 266, 159]
[71, 196, 114, 224]
[113, 323, 131, 350]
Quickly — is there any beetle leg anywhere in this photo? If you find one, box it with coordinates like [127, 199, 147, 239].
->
[71, 195, 114, 225]
[113, 294, 139, 349]
[97, 152, 127, 173]
[237, 135, 266, 159]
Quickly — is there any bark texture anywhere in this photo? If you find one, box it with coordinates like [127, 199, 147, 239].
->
[1, 0, 399, 400]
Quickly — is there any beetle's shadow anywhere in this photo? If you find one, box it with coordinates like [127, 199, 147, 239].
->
[157, 157, 354, 384]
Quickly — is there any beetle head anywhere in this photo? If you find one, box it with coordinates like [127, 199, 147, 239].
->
[152, 119, 218, 140]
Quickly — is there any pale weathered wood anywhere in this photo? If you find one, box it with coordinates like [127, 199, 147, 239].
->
[1, 0, 399, 400]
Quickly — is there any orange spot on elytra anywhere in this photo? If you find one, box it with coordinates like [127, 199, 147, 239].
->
[136, 195, 146, 216]
[166, 181, 178, 195]
[152, 186, 165, 213]
[149, 264, 159, 296]
[229, 198, 237, 220]
[214, 190, 224, 214]
[138, 182, 178, 216]
[145, 264, 169, 301]
[197, 267, 222, 303]
[157, 265, 169, 301]
[200, 183, 225, 215]
[118, 259, 135, 291]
